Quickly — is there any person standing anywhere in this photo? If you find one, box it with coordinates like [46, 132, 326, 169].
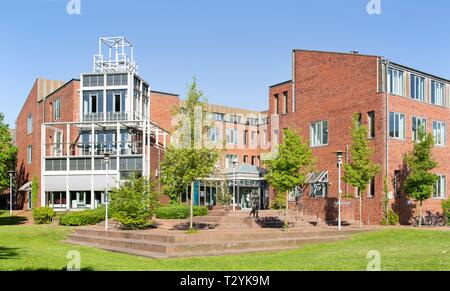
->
[249, 190, 260, 218]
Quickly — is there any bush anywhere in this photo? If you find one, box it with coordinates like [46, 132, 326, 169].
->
[442, 199, 450, 226]
[110, 176, 160, 229]
[193, 206, 208, 217]
[155, 204, 190, 219]
[59, 207, 106, 226]
[32, 207, 56, 224]
[155, 205, 208, 219]
[271, 192, 286, 210]
[380, 209, 399, 226]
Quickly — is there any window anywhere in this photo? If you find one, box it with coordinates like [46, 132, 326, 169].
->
[367, 177, 375, 198]
[412, 116, 427, 142]
[410, 74, 425, 101]
[226, 129, 238, 145]
[273, 130, 279, 145]
[225, 155, 238, 169]
[433, 121, 446, 146]
[243, 130, 248, 146]
[251, 131, 257, 146]
[309, 172, 328, 198]
[283, 91, 288, 114]
[53, 98, 61, 120]
[251, 156, 256, 166]
[27, 114, 33, 134]
[227, 114, 242, 124]
[209, 127, 219, 144]
[388, 68, 405, 96]
[107, 74, 128, 86]
[431, 81, 445, 106]
[274, 94, 279, 115]
[434, 175, 446, 199]
[27, 146, 32, 164]
[389, 112, 406, 140]
[263, 129, 267, 146]
[106, 90, 125, 113]
[54, 131, 63, 156]
[83, 75, 104, 87]
[368, 112, 375, 138]
[310, 121, 328, 147]
[243, 155, 248, 163]
[212, 112, 225, 121]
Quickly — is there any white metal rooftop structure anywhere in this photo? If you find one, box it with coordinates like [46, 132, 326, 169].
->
[94, 37, 139, 74]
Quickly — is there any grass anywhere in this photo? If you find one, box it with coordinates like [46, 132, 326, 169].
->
[0, 223, 449, 271]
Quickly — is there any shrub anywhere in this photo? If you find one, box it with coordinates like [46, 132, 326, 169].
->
[110, 176, 160, 229]
[32, 207, 56, 224]
[155, 205, 208, 219]
[193, 206, 208, 217]
[59, 207, 106, 226]
[442, 199, 450, 226]
[380, 209, 399, 226]
[155, 204, 190, 219]
[271, 192, 286, 210]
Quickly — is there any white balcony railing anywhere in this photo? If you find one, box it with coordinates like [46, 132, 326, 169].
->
[80, 111, 147, 122]
[44, 142, 144, 158]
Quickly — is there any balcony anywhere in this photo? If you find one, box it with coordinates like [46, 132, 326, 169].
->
[80, 111, 146, 122]
[44, 141, 144, 158]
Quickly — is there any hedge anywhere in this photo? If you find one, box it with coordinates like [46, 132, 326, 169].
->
[59, 207, 106, 226]
[155, 205, 208, 219]
[32, 207, 56, 224]
[442, 199, 450, 226]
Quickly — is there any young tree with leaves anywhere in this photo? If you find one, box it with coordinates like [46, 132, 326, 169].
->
[265, 129, 315, 230]
[404, 127, 438, 227]
[161, 78, 219, 230]
[344, 114, 380, 228]
[0, 113, 17, 193]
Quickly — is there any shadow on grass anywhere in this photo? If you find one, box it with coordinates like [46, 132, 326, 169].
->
[172, 222, 217, 230]
[18, 267, 94, 271]
[0, 246, 21, 260]
[0, 215, 28, 226]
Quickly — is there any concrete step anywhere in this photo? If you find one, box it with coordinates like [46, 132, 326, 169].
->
[67, 232, 348, 257]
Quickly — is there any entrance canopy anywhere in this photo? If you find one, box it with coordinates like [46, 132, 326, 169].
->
[222, 163, 267, 180]
[19, 181, 32, 192]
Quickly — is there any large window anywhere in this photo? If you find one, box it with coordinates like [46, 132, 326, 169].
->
[225, 155, 238, 169]
[274, 94, 279, 115]
[212, 112, 225, 121]
[367, 177, 375, 198]
[431, 81, 445, 106]
[388, 68, 405, 96]
[368, 111, 375, 139]
[107, 74, 128, 86]
[27, 145, 32, 164]
[389, 112, 406, 140]
[412, 116, 427, 142]
[309, 172, 328, 198]
[310, 121, 328, 147]
[83, 75, 104, 87]
[53, 98, 61, 120]
[27, 114, 32, 134]
[83, 91, 104, 115]
[106, 90, 126, 113]
[209, 127, 219, 144]
[434, 175, 446, 199]
[283, 91, 288, 114]
[410, 74, 425, 101]
[433, 121, 446, 146]
[226, 128, 238, 145]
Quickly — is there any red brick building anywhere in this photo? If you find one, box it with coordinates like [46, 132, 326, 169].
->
[268, 50, 449, 224]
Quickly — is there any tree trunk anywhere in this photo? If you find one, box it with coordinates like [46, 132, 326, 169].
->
[190, 181, 194, 230]
[359, 193, 362, 228]
[419, 201, 423, 228]
[285, 190, 289, 230]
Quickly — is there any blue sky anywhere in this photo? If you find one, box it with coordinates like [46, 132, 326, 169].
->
[2, 0, 450, 127]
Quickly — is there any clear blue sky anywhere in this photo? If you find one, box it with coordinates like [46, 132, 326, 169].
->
[2, 0, 450, 127]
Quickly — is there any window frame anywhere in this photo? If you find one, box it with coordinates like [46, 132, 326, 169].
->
[368, 111, 375, 139]
[388, 68, 405, 96]
[53, 98, 61, 121]
[412, 116, 427, 143]
[432, 120, 447, 147]
[431, 80, 445, 107]
[434, 175, 446, 200]
[27, 114, 33, 135]
[410, 74, 425, 101]
[310, 121, 329, 147]
[389, 112, 406, 140]
[27, 145, 32, 164]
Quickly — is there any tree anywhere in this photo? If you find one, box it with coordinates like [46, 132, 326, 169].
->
[110, 175, 160, 229]
[161, 78, 219, 230]
[403, 127, 438, 227]
[344, 114, 380, 228]
[265, 129, 315, 229]
[31, 177, 39, 209]
[0, 113, 17, 192]
[216, 180, 232, 208]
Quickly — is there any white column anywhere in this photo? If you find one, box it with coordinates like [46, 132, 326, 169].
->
[66, 124, 71, 210]
[40, 124, 46, 207]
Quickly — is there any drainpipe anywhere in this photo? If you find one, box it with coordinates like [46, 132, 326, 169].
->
[383, 59, 390, 180]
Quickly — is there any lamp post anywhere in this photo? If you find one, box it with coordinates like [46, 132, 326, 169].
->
[335, 151, 344, 231]
[104, 153, 110, 231]
[8, 170, 15, 217]
[232, 160, 239, 211]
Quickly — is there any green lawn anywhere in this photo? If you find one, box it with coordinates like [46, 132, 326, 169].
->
[0, 214, 449, 271]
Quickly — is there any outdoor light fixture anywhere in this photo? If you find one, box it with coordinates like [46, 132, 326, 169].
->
[334, 151, 344, 231]
[8, 170, 15, 217]
[104, 153, 111, 231]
